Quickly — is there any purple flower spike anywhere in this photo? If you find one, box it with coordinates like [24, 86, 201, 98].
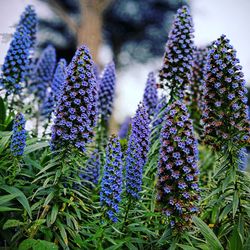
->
[143, 72, 158, 118]
[159, 6, 195, 99]
[238, 147, 247, 171]
[51, 45, 98, 152]
[202, 35, 250, 150]
[80, 149, 100, 188]
[11, 113, 27, 156]
[30, 45, 57, 100]
[187, 47, 207, 124]
[18, 5, 37, 48]
[100, 135, 123, 222]
[152, 95, 168, 128]
[157, 100, 200, 230]
[126, 103, 150, 199]
[118, 116, 131, 139]
[0, 5, 37, 94]
[41, 59, 67, 119]
[93, 63, 101, 90]
[51, 59, 67, 102]
[99, 62, 116, 122]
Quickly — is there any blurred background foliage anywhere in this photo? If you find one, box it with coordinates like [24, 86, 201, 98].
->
[37, 0, 186, 66]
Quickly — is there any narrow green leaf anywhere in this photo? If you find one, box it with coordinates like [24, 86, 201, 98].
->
[176, 244, 198, 250]
[44, 192, 55, 206]
[192, 216, 223, 250]
[24, 141, 49, 154]
[232, 191, 239, 218]
[0, 97, 6, 126]
[0, 193, 18, 205]
[36, 161, 59, 175]
[0, 132, 12, 154]
[3, 219, 24, 229]
[125, 242, 137, 250]
[229, 225, 243, 250]
[50, 204, 59, 225]
[219, 203, 232, 222]
[56, 220, 68, 246]
[0, 206, 20, 212]
[0, 185, 32, 218]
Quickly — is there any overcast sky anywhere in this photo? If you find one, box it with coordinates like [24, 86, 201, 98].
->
[0, 0, 250, 121]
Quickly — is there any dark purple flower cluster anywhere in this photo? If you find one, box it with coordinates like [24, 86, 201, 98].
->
[100, 135, 123, 222]
[51, 45, 98, 152]
[41, 59, 67, 119]
[31, 45, 56, 100]
[118, 116, 131, 139]
[202, 35, 250, 150]
[10, 113, 27, 156]
[159, 6, 195, 99]
[143, 72, 158, 118]
[125, 104, 150, 199]
[99, 62, 116, 122]
[157, 100, 200, 229]
[80, 150, 100, 188]
[187, 47, 207, 124]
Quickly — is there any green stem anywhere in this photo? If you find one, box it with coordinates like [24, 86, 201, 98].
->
[9, 94, 15, 113]
[122, 196, 132, 232]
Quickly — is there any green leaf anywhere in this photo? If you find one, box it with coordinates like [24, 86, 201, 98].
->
[18, 239, 37, 250]
[50, 204, 59, 225]
[0, 97, 6, 127]
[0, 185, 32, 218]
[232, 191, 239, 218]
[229, 225, 243, 250]
[125, 242, 137, 250]
[0, 193, 18, 205]
[0, 206, 20, 212]
[56, 220, 68, 246]
[0, 132, 12, 154]
[24, 141, 49, 154]
[222, 174, 232, 192]
[176, 244, 198, 250]
[243, 234, 250, 250]
[44, 192, 55, 206]
[219, 203, 232, 221]
[192, 216, 223, 250]
[36, 161, 59, 175]
[158, 227, 171, 244]
[3, 219, 24, 229]
[18, 239, 58, 250]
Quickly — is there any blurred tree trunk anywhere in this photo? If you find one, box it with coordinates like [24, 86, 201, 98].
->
[47, 0, 113, 64]
[77, 0, 113, 63]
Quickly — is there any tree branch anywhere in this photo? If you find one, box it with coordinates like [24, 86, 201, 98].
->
[45, 0, 78, 33]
